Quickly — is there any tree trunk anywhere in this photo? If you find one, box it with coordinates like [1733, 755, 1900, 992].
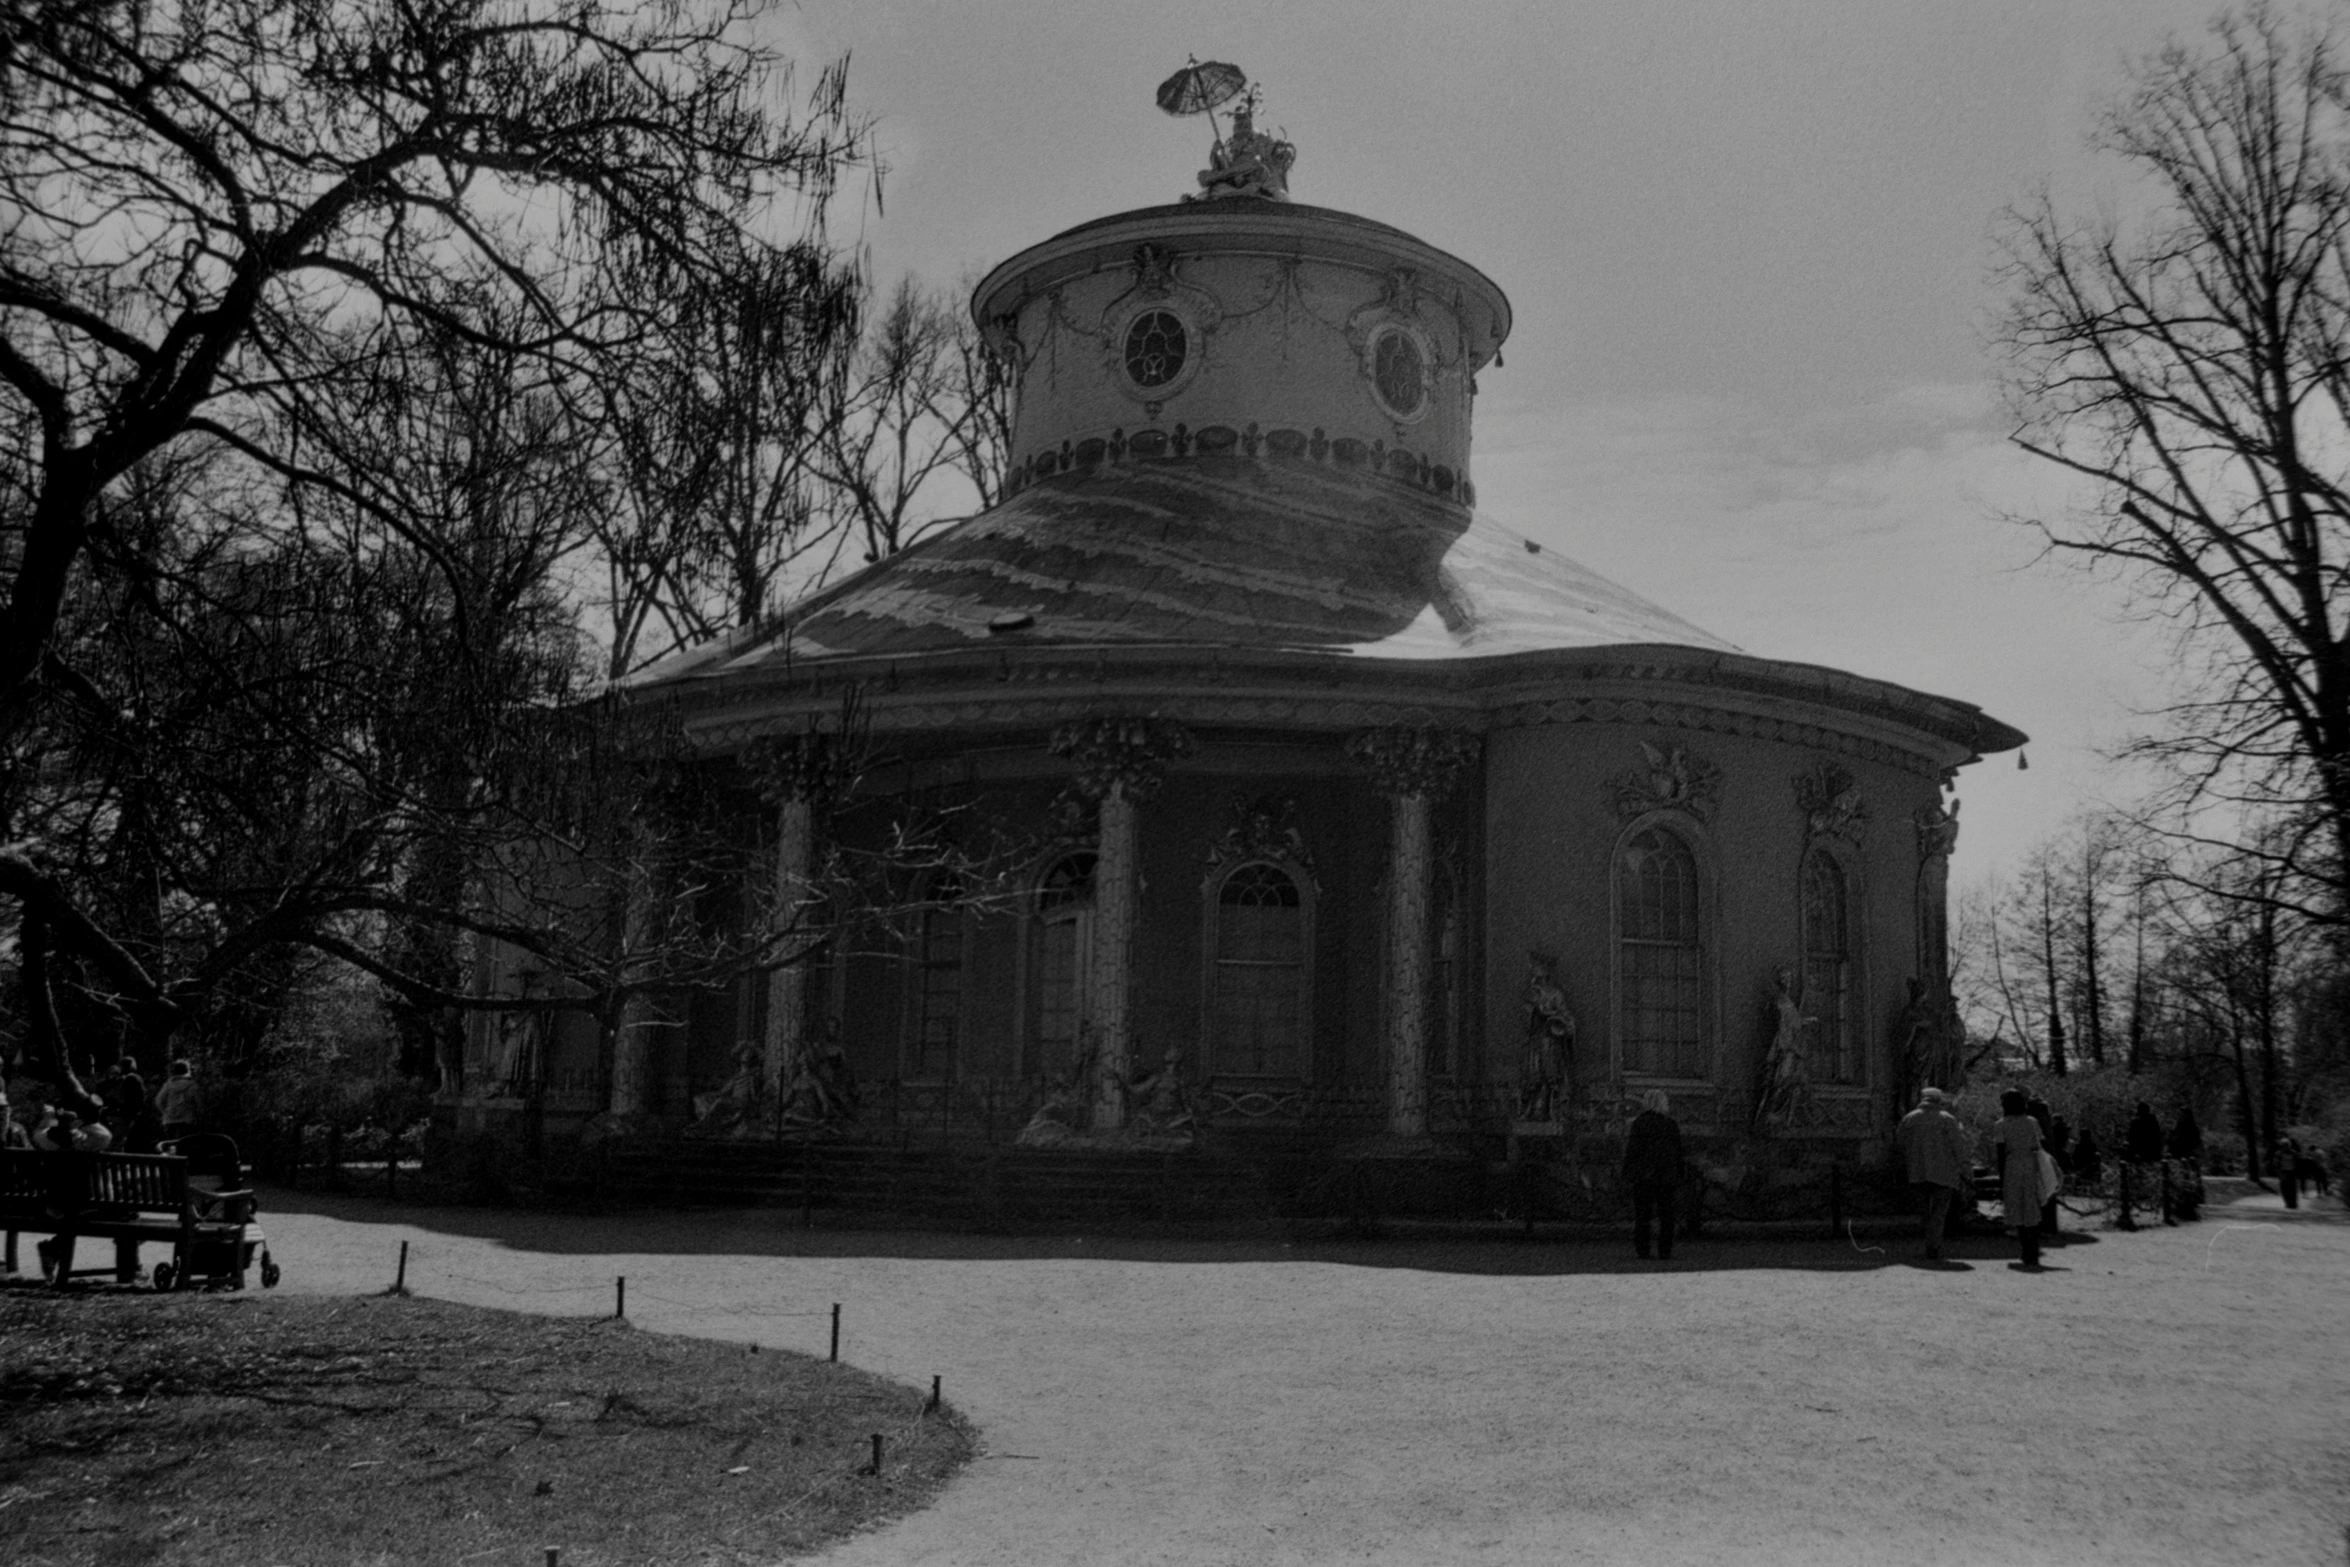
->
[2042, 876, 2068, 1076]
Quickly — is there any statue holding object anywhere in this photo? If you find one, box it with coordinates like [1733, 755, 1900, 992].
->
[1519, 952, 1575, 1122]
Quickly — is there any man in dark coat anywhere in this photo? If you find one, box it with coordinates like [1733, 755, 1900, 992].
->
[2126, 1102, 2166, 1165]
[1623, 1089, 1685, 1261]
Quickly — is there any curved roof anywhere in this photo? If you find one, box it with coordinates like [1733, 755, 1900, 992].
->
[626, 456, 1736, 683]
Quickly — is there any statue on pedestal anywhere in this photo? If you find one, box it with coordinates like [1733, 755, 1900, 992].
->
[1519, 952, 1574, 1122]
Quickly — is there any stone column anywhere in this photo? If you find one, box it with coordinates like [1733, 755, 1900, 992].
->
[1348, 727, 1481, 1139]
[1050, 716, 1193, 1130]
[749, 734, 842, 1129]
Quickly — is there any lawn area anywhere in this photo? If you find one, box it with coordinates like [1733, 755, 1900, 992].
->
[0, 1287, 974, 1566]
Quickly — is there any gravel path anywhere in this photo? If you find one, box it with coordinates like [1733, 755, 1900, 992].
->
[257, 1189, 2350, 1567]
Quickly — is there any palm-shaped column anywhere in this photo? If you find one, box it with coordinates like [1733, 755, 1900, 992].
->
[1348, 727, 1481, 1139]
[1051, 716, 1194, 1130]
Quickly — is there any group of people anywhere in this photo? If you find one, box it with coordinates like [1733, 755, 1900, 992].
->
[1897, 1086, 2215, 1267]
[0, 1058, 202, 1155]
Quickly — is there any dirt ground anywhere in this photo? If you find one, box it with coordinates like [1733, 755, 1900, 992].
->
[239, 1186, 2348, 1567]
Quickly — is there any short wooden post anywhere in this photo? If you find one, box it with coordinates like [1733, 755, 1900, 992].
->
[927, 1375, 941, 1413]
[830, 1302, 840, 1362]
[866, 1433, 884, 1475]
[395, 1240, 408, 1294]
[615, 1276, 626, 1320]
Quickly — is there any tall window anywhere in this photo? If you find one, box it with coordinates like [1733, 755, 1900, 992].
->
[1210, 862, 1307, 1077]
[1617, 827, 1705, 1078]
[1802, 850, 1856, 1083]
[1030, 854, 1094, 1080]
[909, 876, 965, 1079]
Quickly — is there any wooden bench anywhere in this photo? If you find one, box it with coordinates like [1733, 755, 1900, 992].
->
[0, 1149, 255, 1289]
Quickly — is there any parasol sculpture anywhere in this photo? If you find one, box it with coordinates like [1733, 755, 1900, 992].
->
[1158, 60, 1292, 202]
[1156, 59, 1248, 118]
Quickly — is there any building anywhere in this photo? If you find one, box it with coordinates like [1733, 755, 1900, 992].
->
[454, 98, 2020, 1211]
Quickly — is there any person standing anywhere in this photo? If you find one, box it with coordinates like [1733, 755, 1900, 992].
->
[1622, 1089, 1685, 1261]
[1894, 1086, 1972, 1260]
[1994, 1087, 2048, 1270]
[154, 1060, 201, 1142]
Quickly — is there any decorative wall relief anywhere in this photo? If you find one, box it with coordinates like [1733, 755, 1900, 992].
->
[1792, 760, 1868, 844]
[1611, 741, 1723, 823]
[1203, 793, 1316, 883]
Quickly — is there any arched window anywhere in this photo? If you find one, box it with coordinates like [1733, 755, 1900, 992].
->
[1208, 861, 1308, 1077]
[1802, 849, 1857, 1083]
[1617, 826, 1706, 1078]
[906, 874, 965, 1080]
[1029, 853, 1095, 1080]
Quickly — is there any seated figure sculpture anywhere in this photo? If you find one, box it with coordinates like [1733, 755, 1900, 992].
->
[1126, 1047, 1196, 1146]
[688, 1039, 766, 1137]
[1186, 99, 1294, 202]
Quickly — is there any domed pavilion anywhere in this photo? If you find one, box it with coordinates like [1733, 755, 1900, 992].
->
[456, 81, 2020, 1211]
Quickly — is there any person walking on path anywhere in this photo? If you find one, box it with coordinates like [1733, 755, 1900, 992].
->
[1623, 1089, 1685, 1261]
[154, 1060, 202, 1141]
[1894, 1087, 1972, 1261]
[1994, 1088, 2048, 1270]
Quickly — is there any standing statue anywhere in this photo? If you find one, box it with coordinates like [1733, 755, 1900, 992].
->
[1753, 968, 1811, 1128]
[1519, 952, 1575, 1122]
[1892, 978, 1939, 1104]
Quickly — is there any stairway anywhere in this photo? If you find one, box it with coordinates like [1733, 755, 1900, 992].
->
[578, 1138, 1275, 1228]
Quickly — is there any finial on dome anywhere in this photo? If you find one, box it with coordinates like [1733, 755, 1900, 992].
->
[1154, 61, 1295, 203]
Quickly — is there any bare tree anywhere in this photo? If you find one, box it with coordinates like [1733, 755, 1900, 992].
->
[1999, 4, 2350, 922]
[0, 0, 865, 1070]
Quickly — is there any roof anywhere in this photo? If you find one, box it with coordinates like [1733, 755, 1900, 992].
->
[626, 456, 1738, 685]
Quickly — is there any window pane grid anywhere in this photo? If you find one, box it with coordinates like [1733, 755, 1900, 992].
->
[1211, 862, 1305, 1078]
[1618, 829, 1706, 1078]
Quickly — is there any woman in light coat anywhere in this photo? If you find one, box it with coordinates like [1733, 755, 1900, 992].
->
[1993, 1087, 2047, 1269]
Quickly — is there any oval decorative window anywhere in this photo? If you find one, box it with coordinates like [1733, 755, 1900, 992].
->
[1371, 328, 1427, 419]
[1123, 309, 1188, 390]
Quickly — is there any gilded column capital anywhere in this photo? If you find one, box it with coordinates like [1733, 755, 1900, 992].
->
[1049, 716, 1194, 803]
[1346, 726, 1481, 800]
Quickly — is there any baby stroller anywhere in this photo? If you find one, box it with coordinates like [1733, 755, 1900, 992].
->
[154, 1133, 280, 1290]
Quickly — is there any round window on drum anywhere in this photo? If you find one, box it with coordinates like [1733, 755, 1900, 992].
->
[1123, 309, 1189, 390]
[1371, 327, 1427, 420]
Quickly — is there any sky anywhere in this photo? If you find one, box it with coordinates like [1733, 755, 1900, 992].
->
[763, 0, 2248, 892]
